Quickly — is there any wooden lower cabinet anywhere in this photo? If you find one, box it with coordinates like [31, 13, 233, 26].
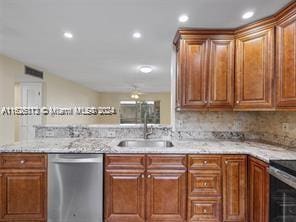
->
[104, 170, 145, 222]
[248, 157, 269, 222]
[188, 155, 222, 222]
[105, 154, 266, 222]
[146, 170, 186, 222]
[222, 155, 247, 222]
[0, 171, 47, 221]
[104, 154, 187, 222]
[104, 155, 146, 222]
[0, 154, 47, 222]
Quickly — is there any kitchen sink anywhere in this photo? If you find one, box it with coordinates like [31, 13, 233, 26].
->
[118, 140, 174, 148]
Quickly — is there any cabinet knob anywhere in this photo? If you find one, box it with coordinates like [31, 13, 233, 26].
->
[225, 161, 228, 164]
[141, 174, 145, 179]
[204, 182, 207, 187]
[20, 160, 25, 164]
[204, 101, 208, 104]
[236, 101, 240, 104]
[203, 161, 207, 165]
[203, 209, 207, 213]
[147, 175, 151, 178]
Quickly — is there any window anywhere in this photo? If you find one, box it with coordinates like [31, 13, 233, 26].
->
[120, 101, 160, 124]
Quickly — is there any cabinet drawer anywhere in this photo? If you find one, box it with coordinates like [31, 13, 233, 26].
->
[105, 154, 145, 169]
[0, 154, 47, 169]
[188, 155, 221, 170]
[189, 170, 222, 196]
[188, 197, 222, 222]
[147, 155, 187, 169]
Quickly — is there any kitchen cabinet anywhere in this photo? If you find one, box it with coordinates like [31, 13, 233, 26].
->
[276, 9, 296, 109]
[104, 154, 187, 222]
[175, 31, 235, 111]
[176, 37, 209, 110]
[0, 154, 47, 222]
[104, 154, 146, 222]
[174, 2, 296, 111]
[188, 155, 222, 222]
[222, 155, 247, 222]
[146, 155, 187, 222]
[235, 27, 275, 110]
[248, 157, 269, 222]
[208, 39, 234, 110]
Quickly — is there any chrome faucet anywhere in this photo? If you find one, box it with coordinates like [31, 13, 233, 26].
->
[143, 112, 153, 139]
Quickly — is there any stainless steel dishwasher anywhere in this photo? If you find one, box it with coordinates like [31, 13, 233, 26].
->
[48, 154, 103, 222]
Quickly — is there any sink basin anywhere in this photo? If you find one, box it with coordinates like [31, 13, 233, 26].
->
[118, 140, 174, 148]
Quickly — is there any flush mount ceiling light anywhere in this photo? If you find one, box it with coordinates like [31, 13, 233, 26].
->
[63, 32, 73, 39]
[139, 66, 153, 73]
[179, 14, 189, 23]
[242, 11, 254, 19]
[132, 32, 142, 39]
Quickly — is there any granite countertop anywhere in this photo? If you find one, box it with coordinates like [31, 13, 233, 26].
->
[1, 138, 296, 163]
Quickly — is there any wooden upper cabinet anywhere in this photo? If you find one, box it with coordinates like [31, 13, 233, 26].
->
[222, 155, 247, 222]
[248, 157, 269, 222]
[180, 38, 209, 110]
[208, 39, 234, 110]
[175, 33, 234, 111]
[276, 12, 296, 109]
[235, 28, 275, 110]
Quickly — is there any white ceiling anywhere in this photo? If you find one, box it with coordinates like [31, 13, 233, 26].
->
[0, 0, 292, 92]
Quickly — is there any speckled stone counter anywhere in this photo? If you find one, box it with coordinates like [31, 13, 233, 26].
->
[1, 138, 296, 163]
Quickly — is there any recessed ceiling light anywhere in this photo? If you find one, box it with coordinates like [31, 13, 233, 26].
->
[139, 66, 153, 73]
[179, 14, 189, 23]
[133, 32, 142, 39]
[242, 11, 254, 19]
[63, 32, 73, 39]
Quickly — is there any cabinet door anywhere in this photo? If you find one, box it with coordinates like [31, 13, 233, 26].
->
[235, 28, 274, 110]
[180, 38, 209, 110]
[248, 157, 269, 222]
[0, 171, 46, 221]
[208, 39, 234, 110]
[146, 170, 186, 222]
[105, 170, 145, 222]
[276, 14, 296, 108]
[222, 155, 247, 222]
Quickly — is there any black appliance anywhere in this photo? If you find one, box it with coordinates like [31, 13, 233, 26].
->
[269, 160, 296, 222]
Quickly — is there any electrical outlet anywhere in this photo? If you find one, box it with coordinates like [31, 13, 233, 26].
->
[107, 131, 116, 138]
[178, 120, 183, 128]
[282, 123, 289, 132]
[45, 131, 54, 137]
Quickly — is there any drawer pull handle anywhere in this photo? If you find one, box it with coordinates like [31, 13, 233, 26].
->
[20, 160, 26, 164]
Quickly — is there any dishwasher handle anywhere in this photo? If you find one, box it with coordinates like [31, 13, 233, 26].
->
[52, 157, 103, 164]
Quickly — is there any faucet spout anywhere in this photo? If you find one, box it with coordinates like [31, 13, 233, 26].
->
[143, 112, 153, 139]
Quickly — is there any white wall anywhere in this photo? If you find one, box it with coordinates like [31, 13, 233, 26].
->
[0, 54, 102, 144]
[0, 54, 22, 145]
